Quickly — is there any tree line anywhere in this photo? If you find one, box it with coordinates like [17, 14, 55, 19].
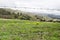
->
[0, 8, 60, 22]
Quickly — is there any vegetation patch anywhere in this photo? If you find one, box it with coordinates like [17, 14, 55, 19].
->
[0, 19, 60, 40]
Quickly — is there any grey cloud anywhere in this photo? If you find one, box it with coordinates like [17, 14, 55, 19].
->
[0, 0, 60, 15]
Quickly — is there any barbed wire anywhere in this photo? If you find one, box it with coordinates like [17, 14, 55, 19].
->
[0, 6, 60, 11]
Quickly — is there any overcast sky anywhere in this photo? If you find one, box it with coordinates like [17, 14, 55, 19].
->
[0, 0, 60, 15]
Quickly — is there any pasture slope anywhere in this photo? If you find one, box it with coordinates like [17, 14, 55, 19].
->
[0, 19, 60, 40]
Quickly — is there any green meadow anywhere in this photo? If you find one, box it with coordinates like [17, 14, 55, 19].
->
[0, 19, 60, 40]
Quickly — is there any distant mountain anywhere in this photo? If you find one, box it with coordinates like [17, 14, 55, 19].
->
[47, 14, 60, 19]
[38, 13, 60, 19]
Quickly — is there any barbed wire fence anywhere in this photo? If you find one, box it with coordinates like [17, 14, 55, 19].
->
[0, 6, 60, 11]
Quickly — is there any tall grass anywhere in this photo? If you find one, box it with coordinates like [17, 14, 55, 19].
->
[0, 19, 60, 40]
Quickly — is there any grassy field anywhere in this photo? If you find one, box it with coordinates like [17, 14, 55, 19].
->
[0, 19, 60, 40]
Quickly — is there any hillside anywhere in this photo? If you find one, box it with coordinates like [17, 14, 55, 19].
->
[0, 8, 60, 22]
